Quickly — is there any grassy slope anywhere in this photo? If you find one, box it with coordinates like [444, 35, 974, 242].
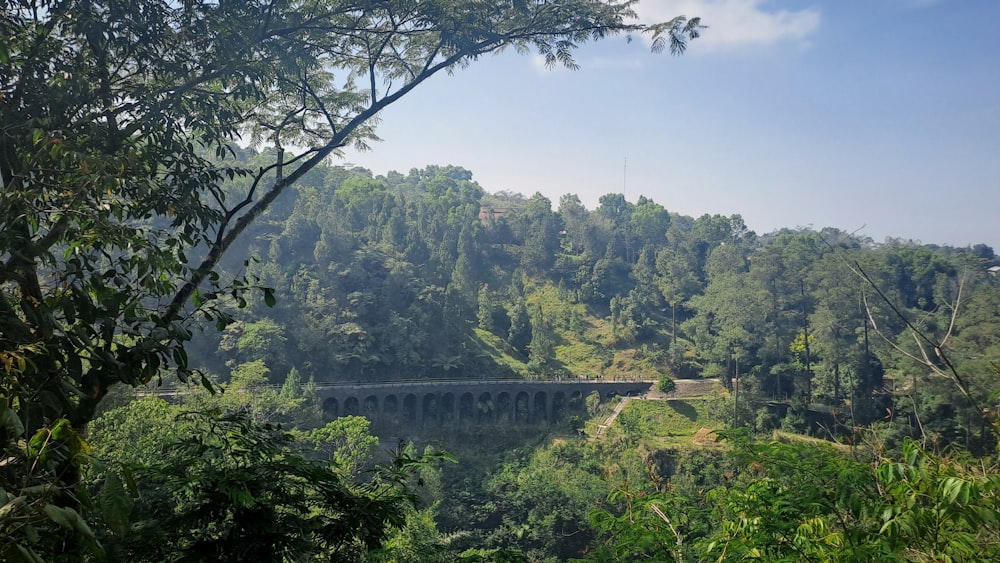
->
[606, 398, 725, 448]
[471, 280, 701, 380]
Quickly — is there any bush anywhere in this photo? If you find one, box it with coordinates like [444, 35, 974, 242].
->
[657, 376, 676, 394]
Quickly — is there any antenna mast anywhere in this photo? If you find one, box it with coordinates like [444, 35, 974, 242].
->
[623, 156, 627, 199]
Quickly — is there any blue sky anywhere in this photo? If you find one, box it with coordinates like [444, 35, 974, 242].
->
[342, 0, 1000, 248]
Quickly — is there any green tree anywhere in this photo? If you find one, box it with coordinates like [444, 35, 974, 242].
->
[655, 244, 701, 368]
[371, 505, 460, 563]
[477, 285, 506, 334]
[86, 396, 184, 468]
[180, 361, 314, 426]
[558, 194, 594, 256]
[509, 193, 560, 273]
[1, 2, 700, 556]
[309, 416, 380, 478]
[507, 298, 533, 356]
[586, 392, 602, 417]
[527, 305, 558, 378]
[629, 197, 670, 249]
[118, 411, 415, 563]
[278, 366, 323, 427]
[279, 366, 305, 402]
[581, 432, 1000, 562]
[685, 248, 767, 387]
[485, 441, 610, 561]
[806, 250, 886, 413]
[657, 376, 676, 394]
[219, 318, 290, 377]
[596, 193, 635, 263]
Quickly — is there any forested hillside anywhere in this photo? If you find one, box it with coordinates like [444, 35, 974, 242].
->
[197, 157, 1000, 455]
[5, 0, 997, 559]
[2, 1, 711, 559]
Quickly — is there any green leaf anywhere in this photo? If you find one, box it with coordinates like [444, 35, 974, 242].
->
[200, 374, 217, 395]
[55, 504, 95, 539]
[173, 347, 189, 370]
[19, 484, 57, 497]
[0, 496, 27, 520]
[22, 524, 39, 545]
[43, 504, 75, 530]
[62, 300, 76, 324]
[26, 428, 50, 462]
[14, 543, 46, 563]
[0, 405, 25, 439]
[99, 471, 133, 537]
[263, 287, 276, 307]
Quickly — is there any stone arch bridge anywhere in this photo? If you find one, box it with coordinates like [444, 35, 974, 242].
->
[316, 379, 653, 430]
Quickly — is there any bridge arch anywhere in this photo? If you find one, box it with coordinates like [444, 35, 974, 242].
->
[402, 394, 417, 424]
[322, 397, 338, 419]
[496, 392, 512, 425]
[343, 396, 360, 416]
[533, 391, 548, 423]
[312, 379, 653, 430]
[363, 395, 378, 418]
[441, 393, 455, 424]
[514, 391, 529, 424]
[552, 391, 567, 421]
[459, 392, 475, 425]
[383, 395, 398, 426]
[422, 394, 438, 426]
[476, 392, 494, 424]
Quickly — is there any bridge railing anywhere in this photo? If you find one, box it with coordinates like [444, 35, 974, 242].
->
[146, 376, 655, 393]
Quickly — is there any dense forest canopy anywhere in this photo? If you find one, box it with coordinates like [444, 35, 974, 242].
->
[204, 159, 1000, 448]
[4, 0, 1000, 561]
[174, 154, 1000, 458]
[0, 0, 703, 559]
[184, 158, 1000, 562]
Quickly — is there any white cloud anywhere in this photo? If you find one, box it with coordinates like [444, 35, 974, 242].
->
[635, 0, 821, 50]
[529, 54, 549, 72]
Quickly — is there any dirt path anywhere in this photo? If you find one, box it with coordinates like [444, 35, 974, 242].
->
[595, 396, 632, 437]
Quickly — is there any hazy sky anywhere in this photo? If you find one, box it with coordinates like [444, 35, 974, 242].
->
[342, 0, 1000, 248]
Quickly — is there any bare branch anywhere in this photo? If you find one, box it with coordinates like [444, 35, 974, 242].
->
[852, 259, 983, 417]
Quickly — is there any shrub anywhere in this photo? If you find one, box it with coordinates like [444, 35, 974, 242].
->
[657, 376, 677, 394]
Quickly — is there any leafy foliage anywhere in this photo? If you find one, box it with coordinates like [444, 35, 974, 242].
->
[582, 430, 1000, 562]
[1, 1, 700, 557]
[658, 376, 677, 394]
[8, 1, 1000, 561]
[115, 410, 416, 562]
